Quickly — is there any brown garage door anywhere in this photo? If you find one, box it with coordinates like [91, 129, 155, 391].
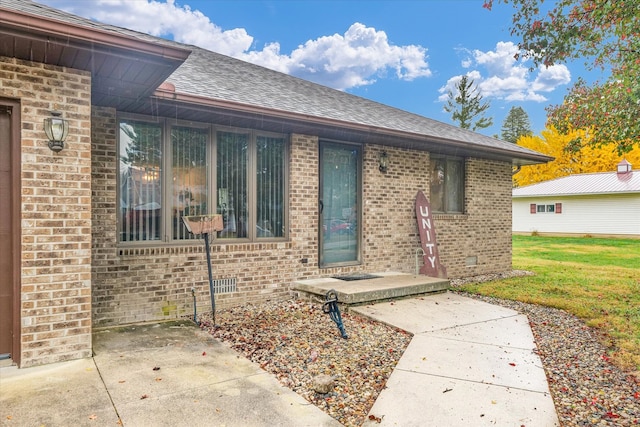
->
[0, 104, 15, 362]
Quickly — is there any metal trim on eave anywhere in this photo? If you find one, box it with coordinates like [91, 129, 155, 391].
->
[153, 88, 553, 164]
[0, 7, 191, 61]
[513, 191, 640, 198]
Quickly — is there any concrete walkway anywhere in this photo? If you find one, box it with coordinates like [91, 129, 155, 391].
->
[0, 292, 559, 426]
[1, 322, 340, 427]
[354, 292, 559, 426]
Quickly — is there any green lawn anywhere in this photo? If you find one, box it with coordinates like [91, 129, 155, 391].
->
[459, 235, 640, 370]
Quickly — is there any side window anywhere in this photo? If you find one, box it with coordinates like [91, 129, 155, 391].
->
[430, 156, 464, 213]
[171, 126, 208, 240]
[256, 135, 286, 238]
[216, 131, 249, 239]
[119, 120, 163, 242]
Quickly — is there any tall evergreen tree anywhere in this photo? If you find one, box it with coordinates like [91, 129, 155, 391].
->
[443, 75, 493, 131]
[501, 106, 532, 143]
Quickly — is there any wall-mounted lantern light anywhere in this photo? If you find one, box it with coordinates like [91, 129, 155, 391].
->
[44, 111, 69, 153]
[378, 151, 388, 173]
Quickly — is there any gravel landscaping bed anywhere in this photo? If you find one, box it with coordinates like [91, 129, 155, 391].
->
[450, 271, 640, 426]
[200, 300, 411, 426]
[200, 271, 640, 426]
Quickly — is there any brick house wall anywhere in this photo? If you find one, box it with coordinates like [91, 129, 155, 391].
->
[0, 56, 93, 367]
[436, 158, 513, 276]
[91, 106, 512, 327]
[92, 109, 306, 326]
[362, 145, 429, 272]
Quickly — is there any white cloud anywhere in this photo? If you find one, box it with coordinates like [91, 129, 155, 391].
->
[45, 0, 254, 56]
[266, 23, 431, 90]
[439, 41, 570, 103]
[532, 65, 572, 92]
[39, 0, 431, 91]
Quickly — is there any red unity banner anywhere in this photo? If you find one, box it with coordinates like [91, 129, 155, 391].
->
[415, 190, 447, 278]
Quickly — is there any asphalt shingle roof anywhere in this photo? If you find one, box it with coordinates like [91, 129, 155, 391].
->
[4, 0, 551, 164]
[167, 46, 545, 160]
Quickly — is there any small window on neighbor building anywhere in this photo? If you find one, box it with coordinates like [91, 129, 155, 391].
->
[529, 203, 563, 214]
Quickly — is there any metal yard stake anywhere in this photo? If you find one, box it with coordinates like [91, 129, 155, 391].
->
[322, 289, 348, 339]
[182, 214, 224, 326]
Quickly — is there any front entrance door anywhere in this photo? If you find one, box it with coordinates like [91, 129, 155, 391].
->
[0, 103, 16, 363]
[319, 141, 360, 267]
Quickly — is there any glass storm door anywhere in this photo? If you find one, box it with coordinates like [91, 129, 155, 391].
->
[319, 142, 360, 267]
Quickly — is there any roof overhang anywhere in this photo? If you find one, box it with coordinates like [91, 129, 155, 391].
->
[144, 87, 552, 166]
[513, 191, 640, 198]
[0, 5, 191, 108]
[0, 2, 550, 167]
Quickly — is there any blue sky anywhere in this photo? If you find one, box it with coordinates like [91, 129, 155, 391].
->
[38, 0, 607, 139]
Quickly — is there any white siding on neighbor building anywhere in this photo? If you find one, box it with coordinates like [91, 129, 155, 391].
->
[513, 194, 640, 235]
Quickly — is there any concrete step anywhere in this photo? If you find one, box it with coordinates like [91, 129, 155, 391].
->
[292, 272, 449, 306]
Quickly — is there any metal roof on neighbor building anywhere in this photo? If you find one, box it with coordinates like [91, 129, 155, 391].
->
[513, 168, 640, 197]
[1, 0, 552, 166]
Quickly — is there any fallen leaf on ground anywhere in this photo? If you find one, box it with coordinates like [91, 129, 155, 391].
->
[368, 414, 382, 423]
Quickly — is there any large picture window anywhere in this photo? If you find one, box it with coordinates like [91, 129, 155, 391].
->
[118, 116, 288, 244]
[430, 156, 464, 213]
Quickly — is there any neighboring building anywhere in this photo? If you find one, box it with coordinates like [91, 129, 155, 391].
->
[513, 160, 640, 237]
[0, 0, 550, 367]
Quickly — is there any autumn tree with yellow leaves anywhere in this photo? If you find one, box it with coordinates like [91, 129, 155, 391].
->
[485, 0, 640, 154]
[514, 127, 640, 187]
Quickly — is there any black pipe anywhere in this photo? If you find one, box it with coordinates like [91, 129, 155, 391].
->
[191, 287, 198, 325]
[203, 232, 216, 326]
